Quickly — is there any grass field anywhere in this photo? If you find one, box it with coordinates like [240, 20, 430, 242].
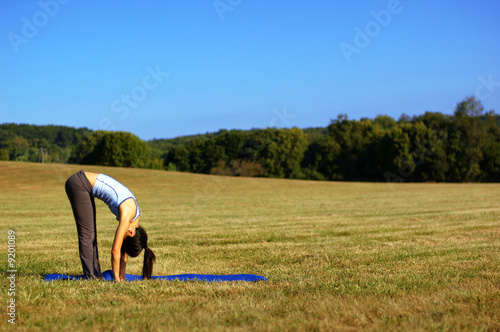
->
[1, 161, 499, 331]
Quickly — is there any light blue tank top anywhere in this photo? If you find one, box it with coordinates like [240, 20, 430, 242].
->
[92, 174, 140, 221]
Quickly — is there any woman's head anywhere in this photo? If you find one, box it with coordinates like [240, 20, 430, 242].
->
[121, 226, 156, 279]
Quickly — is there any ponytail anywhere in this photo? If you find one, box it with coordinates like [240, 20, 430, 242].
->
[122, 226, 156, 280]
[142, 247, 156, 279]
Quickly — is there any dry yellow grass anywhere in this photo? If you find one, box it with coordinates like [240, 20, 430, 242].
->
[0, 161, 499, 331]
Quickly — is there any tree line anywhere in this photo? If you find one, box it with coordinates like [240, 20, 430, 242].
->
[1, 96, 499, 182]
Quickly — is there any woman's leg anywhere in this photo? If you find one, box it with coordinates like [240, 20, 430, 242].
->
[65, 170, 103, 279]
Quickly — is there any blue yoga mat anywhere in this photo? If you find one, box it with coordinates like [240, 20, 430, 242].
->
[44, 270, 267, 282]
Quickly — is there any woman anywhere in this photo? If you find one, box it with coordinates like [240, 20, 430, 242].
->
[65, 170, 156, 281]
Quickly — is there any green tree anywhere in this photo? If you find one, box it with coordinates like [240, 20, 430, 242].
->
[71, 130, 107, 164]
[73, 131, 150, 168]
[480, 112, 500, 181]
[302, 136, 341, 180]
[187, 139, 206, 173]
[328, 116, 382, 180]
[200, 139, 227, 173]
[451, 96, 487, 181]
[164, 145, 190, 172]
[253, 128, 308, 178]
[374, 114, 397, 130]
[375, 123, 412, 182]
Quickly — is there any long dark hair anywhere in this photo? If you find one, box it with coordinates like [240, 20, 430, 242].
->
[121, 226, 156, 279]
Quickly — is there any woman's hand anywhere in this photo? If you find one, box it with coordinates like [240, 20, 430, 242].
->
[119, 253, 127, 281]
[112, 199, 136, 282]
[112, 202, 137, 282]
[111, 213, 132, 281]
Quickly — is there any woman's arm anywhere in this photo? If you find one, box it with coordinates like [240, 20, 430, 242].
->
[111, 220, 129, 281]
[119, 252, 127, 280]
[111, 199, 137, 281]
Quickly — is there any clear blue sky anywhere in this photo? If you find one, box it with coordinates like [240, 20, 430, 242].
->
[1, 0, 499, 140]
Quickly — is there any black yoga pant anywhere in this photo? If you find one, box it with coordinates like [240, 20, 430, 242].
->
[65, 170, 103, 279]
